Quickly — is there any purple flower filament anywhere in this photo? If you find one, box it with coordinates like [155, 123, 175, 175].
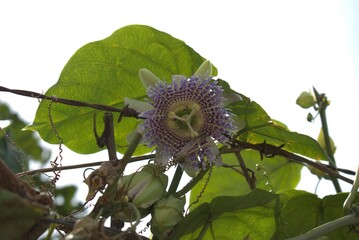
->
[140, 76, 236, 173]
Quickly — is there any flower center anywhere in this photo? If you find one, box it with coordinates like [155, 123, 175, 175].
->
[166, 101, 204, 138]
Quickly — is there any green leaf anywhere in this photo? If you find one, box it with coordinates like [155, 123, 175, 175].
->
[26, 25, 216, 155]
[235, 98, 327, 160]
[0, 102, 50, 172]
[54, 185, 82, 216]
[183, 188, 359, 240]
[190, 149, 302, 206]
[276, 190, 359, 239]
[170, 189, 278, 240]
[218, 80, 327, 161]
[0, 189, 49, 240]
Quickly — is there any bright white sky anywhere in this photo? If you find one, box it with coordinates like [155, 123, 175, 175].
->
[0, 1, 358, 201]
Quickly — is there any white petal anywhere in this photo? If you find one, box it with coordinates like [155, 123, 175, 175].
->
[232, 115, 246, 132]
[205, 137, 222, 167]
[194, 60, 212, 79]
[124, 97, 153, 113]
[172, 75, 185, 86]
[155, 147, 171, 165]
[222, 93, 242, 106]
[139, 68, 162, 89]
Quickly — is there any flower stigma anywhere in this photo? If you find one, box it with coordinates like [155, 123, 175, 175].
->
[167, 101, 203, 138]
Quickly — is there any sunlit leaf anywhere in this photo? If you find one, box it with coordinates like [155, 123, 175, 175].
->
[170, 189, 278, 240]
[185, 188, 359, 240]
[277, 190, 359, 239]
[218, 79, 327, 161]
[190, 149, 302, 206]
[26, 25, 216, 155]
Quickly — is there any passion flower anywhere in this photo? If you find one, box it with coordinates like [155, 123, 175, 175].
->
[126, 61, 241, 176]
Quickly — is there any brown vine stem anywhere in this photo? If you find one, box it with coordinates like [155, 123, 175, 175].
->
[4, 86, 353, 185]
[17, 154, 156, 177]
[0, 86, 141, 118]
[221, 140, 354, 185]
[94, 112, 118, 161]
[40, 217, 150, 239]
[18, 141, 353, 185]
[234, 151, 256, 190]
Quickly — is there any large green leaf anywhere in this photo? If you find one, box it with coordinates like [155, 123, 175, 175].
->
[276, 190, 359, 239]
[219, 79, 327, 161]
[170, 189, 278, 240]
[26, 25, 215, 155]
[190, 149, 302, 206]
[178, 188, 359, 240]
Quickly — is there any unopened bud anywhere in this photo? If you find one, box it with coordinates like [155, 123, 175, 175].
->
[317, 128, 336, 154]
[307, 112, 314, 122]
[117, 164, 168, 209]
[296, 91, 316, 109]
[151, 195, 186, 239]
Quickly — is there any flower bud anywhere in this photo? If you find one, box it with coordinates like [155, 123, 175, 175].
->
[117, 164, 168, 209]
[151, 195, 186, 239]
[65, 217, 103, 240]
[307, 112, 314, 122]
[296, 91, 316, 109]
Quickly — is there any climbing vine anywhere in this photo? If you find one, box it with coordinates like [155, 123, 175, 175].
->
[0, 25, 358, 240]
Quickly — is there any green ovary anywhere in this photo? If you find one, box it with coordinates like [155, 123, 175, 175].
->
[166, 101, 204, 138]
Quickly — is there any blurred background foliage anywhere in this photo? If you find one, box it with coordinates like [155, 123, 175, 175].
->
[0, 101, 81, 217]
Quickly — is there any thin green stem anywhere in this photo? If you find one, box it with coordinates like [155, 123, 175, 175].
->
[313, 87, 342, 193]
[90, 132, 142, 218]
[344, 165, 359, 213]
[288, 213, 359, 240]
[313, 89, 335, 165]
[167, 166, 183, 196]
[196, 220, 211, 240]
[174, 167, 210, 198]
[120, 132, 143, 169]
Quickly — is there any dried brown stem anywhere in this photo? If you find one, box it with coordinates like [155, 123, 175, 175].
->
[233, 151, 256, 190]
[0, 86, 141, 118]
[18, 140, 353, 186]
[94, 112, 118, 161]
[17, 154, 156, 177]
[222, 140, 353, 185]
